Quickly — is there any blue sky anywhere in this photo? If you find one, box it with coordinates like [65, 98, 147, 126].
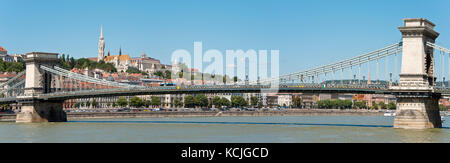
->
[1, 0, 449, 76]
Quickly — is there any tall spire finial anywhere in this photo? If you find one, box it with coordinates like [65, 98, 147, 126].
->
[100, 25, 103, 39]
[142, 50, 146, 58]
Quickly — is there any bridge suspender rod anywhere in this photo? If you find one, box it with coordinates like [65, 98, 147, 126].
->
[385, 51, 388, 82]
[53, 66, 124, 88]
[251, 42, 402, 84]
[395, 48, 398, 83]
[0, 71, 25, 89]
[304, 49, 399, 76]
[53, 66, 145, 89]
[441, 50, 444, 85]
[275, 44, 401, 82]
[40, 66, 110, 89]
[0, 80, 25, 95]
[50, 66, 142, 89]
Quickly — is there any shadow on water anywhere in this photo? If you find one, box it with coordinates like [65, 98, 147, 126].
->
[68, 120, 397, 128]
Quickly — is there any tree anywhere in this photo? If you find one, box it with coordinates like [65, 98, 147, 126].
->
[292, 96, 303, 108]
[378, 101, 387, 110]
[223, 75, 228, 84]
[126, 67, 141, 74]
[116, 97, 128, 107]
[150, 96, 161, 107]
[86, 101, 91, 108]
[91, 99, 98, 108]
[0, 59, 25, 73]
[74, 102, 81, 108]
[317, 99, 332, 109]
[250, 96, 259, 107]
[231, 96, 247, 108]
[220, 97, 231, 108]
[439, 104, 448, 111]
[143, 100, 151, 107]
[195, 94, 208, 108]
[343, 100, 353, 109]
[129, 97, 144, 108]
[388, 102, 396, 110]
[354, 101, 367, 109]
[153, 71, 164, 78]
[184, 95, 196, 108]
[164, 70, 172, 79]
[174, 99, 183, 108]
[371, 101, 379, 110]
[212, 96, 222, 108]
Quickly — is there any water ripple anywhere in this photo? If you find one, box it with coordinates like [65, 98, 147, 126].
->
[69, 120, 394, 128]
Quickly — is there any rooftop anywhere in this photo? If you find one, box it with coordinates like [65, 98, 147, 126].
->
[0, 46, 7, 52]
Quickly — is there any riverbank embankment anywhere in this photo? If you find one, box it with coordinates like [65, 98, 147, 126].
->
[0, 109, 385, 122]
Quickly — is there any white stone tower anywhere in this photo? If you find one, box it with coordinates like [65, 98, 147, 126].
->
[98, 25, 105, 62]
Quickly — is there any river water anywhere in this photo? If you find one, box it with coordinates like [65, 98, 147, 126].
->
[0, 116, 449, 143]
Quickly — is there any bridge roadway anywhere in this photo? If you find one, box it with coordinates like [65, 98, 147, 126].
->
[0, 84, 394, 104]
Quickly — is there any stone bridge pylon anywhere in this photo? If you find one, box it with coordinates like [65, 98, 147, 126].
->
[392, 18, 442, 129]
[15, 52, 67, 123]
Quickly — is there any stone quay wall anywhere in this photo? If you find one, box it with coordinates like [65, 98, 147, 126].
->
[0, 109, 385, 122]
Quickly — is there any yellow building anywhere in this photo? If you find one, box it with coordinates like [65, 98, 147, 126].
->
[103, 49, 131, 72]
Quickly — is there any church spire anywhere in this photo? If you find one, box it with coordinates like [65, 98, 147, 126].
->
[100, 25, 104, 39]
[98, 25, 105, 62]
[119, 47, 122, 56]
[142, 50, 147, 58]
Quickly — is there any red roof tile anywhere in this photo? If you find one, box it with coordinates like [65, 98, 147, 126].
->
[0, 46, 7, 52]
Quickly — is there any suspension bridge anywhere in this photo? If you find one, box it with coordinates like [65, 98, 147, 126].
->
[1, 18, 449, 129]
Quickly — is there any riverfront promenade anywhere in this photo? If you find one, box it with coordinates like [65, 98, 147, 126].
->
[0, 109, 387, 122]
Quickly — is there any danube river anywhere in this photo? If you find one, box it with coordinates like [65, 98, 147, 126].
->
[0, 116, 449, 143]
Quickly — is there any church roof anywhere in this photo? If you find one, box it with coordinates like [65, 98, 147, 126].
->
[104, 54, 130, 62]
[0, 46, 7, 52]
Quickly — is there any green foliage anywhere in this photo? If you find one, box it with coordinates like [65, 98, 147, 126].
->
[91, 99, 98, 108]
[142, 100, 151, 107]
[371, 101, 379, 110]
[129, 97, 144, 108]
[0, 59, 24, 73]
[150, 96, 161, 107]
[184, 95, 195, 108]
[60, 56, 117, 73]
[378, 101, 387, 110]
[220, 97, 231, 108]
[250, 96, 259, 107]
[212, 96, 222, 108]
[354, 101, 367, 109]
[164, 70, 172, 79]
[153, 71, 164, 78]
[388, 102, 396, 110]
[126, 67, 141, 74]
[116, 97, 128, 107]
[292, 96, 303, 108]
[231, 96, 247, 108]
[174, 98, 183, 108]
[195, 94, 208, 107]
[439, 104, 448, 111]
[317, 99, 353, 109]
